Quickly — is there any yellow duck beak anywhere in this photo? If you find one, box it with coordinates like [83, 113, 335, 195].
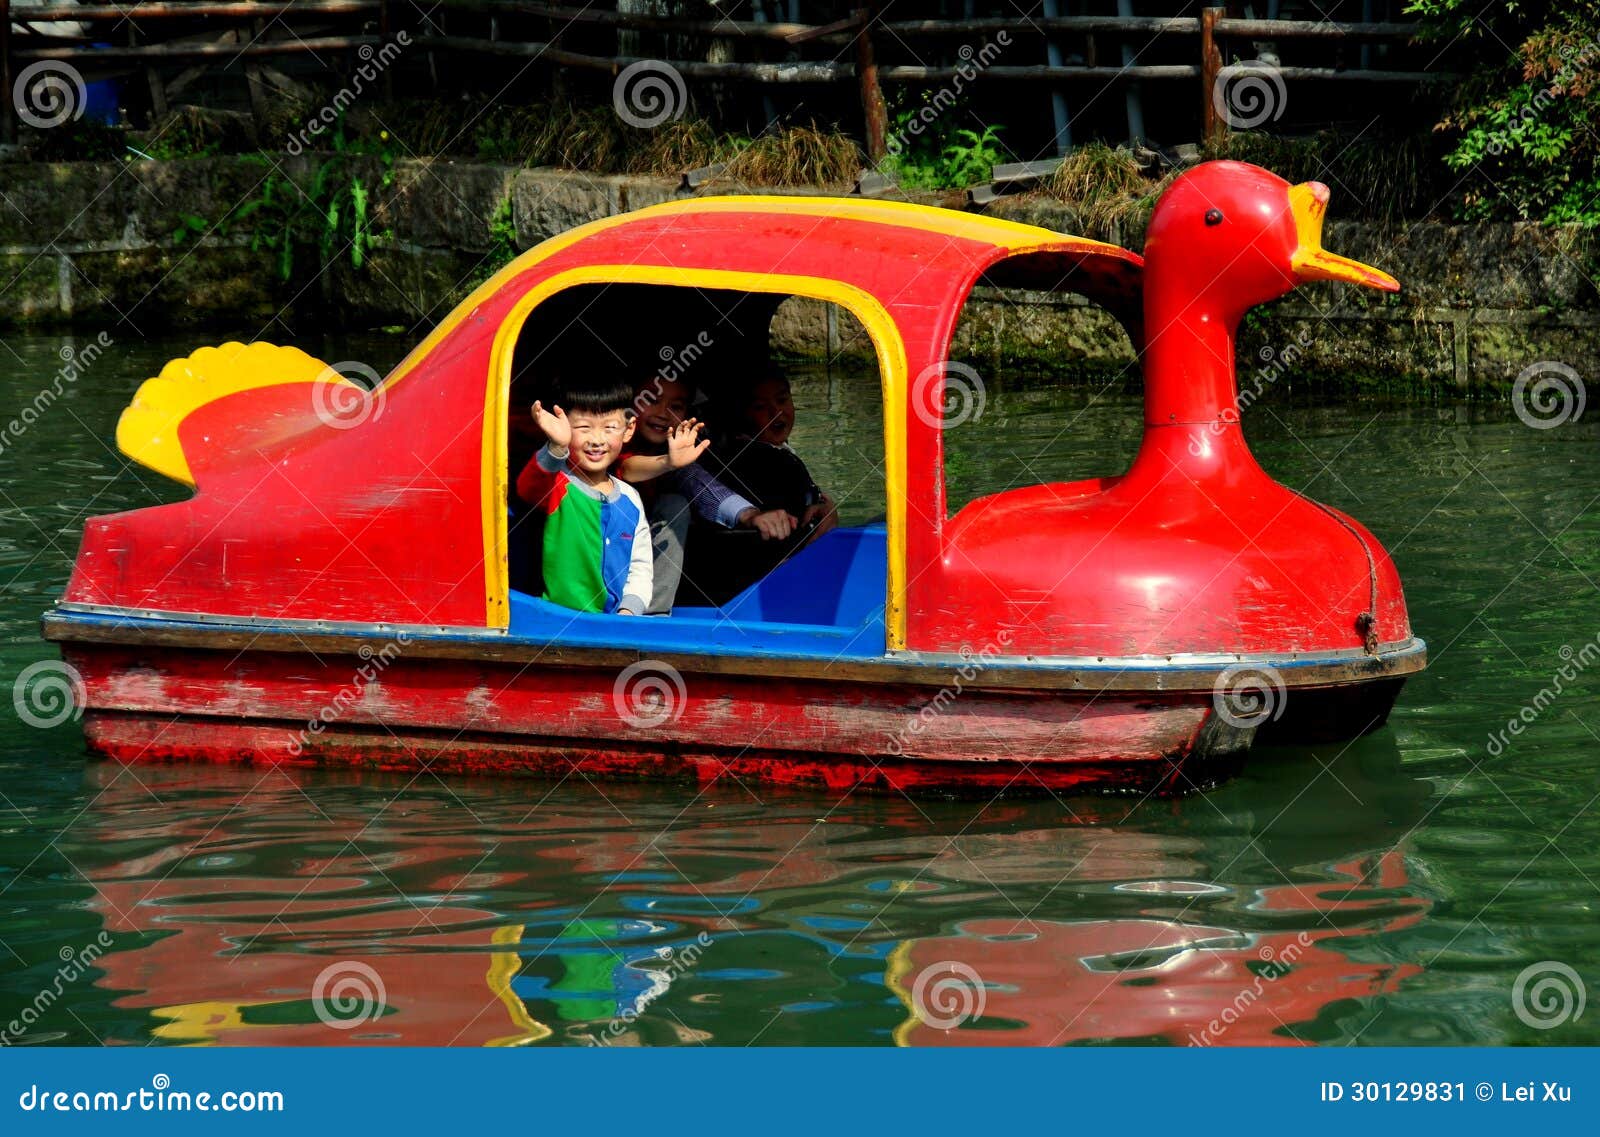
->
[1287, 182, 1400, 292]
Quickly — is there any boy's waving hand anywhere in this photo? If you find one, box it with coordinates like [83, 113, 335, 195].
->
[531, 400, 571, 450]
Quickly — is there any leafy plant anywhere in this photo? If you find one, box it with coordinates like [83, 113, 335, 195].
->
[229, 118, 395, 280]
[1408, 0, 1600, 224]
[881, 91, 1008, 189]
[171, 214, 212, 246]
[465, 193, 521, 290]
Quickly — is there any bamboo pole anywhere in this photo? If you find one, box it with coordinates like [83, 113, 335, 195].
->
[1201, 6, 1223, 145]
[433, 0, 816, 40]
[407, 33, 841, 81]
[854, 5, 888, 163]
[13, 35, 384, 62]
[0, 0, 12, 145]
[1214, 18, 1418, 41]
[15, 2, 378, 19]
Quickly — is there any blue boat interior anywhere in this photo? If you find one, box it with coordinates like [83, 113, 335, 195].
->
[507, 523, 888, 659]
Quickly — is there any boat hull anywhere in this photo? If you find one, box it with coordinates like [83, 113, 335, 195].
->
[46, 616, 1420, 796]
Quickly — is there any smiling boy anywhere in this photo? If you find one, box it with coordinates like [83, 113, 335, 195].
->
[515, 380, 652, 616]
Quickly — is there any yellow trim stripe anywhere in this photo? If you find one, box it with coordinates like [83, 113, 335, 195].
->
[386, 194, 1124, 408]
[484, 264, 911, 648]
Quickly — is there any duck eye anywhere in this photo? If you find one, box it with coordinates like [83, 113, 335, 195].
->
[1204, 209, 1224, 227]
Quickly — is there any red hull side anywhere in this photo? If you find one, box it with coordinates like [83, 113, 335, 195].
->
[81, 714, 1243, 797]
[64, 644, 1246, 796]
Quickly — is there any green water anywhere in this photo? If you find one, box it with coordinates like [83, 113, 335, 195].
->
[1, 332, 1597, 1047]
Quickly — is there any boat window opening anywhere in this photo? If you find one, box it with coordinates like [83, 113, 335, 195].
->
[500, 282, 887, 648]
[943, 254, 1142, 519]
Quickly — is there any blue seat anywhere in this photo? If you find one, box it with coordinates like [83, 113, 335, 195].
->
[506, 523, 887, 660]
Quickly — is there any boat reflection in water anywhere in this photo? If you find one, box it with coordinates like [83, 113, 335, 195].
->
[887, 847, 1427, 1047]
[66, 738, 1433, 1046]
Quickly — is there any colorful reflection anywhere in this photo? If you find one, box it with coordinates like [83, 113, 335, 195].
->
[56, 739, 1436, 1046]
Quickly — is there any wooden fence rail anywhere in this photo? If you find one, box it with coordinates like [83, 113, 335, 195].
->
[2, 2, 1439, 156]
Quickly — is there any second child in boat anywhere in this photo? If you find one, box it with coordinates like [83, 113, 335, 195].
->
[515, 379, 652, 616]
[681, 371, 839, 605]
[617, 375, 810, 613]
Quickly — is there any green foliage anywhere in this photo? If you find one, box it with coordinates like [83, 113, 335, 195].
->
[465, 194, 521, 290]
[171, 214, 211, 246]
[1408, 0, 1600, 224]
[229, 118, 395, 281]
[881, 92, 1008, 189]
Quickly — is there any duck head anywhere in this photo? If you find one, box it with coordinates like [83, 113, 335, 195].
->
[1139, 160, 1397, 428]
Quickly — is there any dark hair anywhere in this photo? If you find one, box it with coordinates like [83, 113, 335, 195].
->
[560, 376, 636, 416]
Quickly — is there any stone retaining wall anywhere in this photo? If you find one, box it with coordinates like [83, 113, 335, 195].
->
[0, 155, 1592, 389]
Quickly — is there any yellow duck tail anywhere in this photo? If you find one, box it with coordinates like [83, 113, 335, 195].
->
[116, 341, 368, 488]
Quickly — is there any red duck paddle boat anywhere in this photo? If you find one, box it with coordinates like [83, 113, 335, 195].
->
[41, 160, 1424, 796]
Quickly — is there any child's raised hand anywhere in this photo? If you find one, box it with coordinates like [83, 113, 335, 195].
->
[666, 418, 711, 468]
[532, 400, 571, 450]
